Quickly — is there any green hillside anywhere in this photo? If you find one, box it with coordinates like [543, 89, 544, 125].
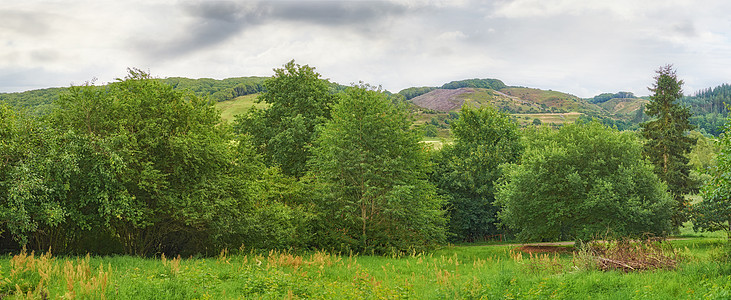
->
[215, 94, 266, 122]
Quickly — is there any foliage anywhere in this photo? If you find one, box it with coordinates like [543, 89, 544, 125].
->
[587, 91, 636, 104]
[440, 78, 507, 90]
[160, 76, 266, 102]
[398, 86, 437, 100]
[431, 106, 522, 242]
[309, 84, 446, 253]
[641, 65, 699, 228]
[234, 60, 335, 178]
[0, 88, 66, 116]
[42, 69, 261, 255]
[694, 115, 731, 240]
[496, 121, 674, 241]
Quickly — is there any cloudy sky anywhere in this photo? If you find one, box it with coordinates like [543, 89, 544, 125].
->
[2, 0, 730, 97]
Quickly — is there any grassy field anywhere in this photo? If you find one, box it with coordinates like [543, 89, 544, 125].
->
[215, 94, 265, 123]
[1, 237, 728, 299]
[512, 112, 584, 126]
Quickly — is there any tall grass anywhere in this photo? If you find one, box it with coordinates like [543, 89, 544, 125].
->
[0, 239, 728, 299]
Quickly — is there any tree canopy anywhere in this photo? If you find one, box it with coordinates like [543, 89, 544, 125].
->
[496, 121, 673, 241]
[431, 106, 522, 242]
[694, 116, 731, 240]
[234, 60, 335, 178]
[309, 84, 446, 253]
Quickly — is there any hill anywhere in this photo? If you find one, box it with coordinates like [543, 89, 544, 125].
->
[409, 86, 602, 115]
[596, 97, 649, 116]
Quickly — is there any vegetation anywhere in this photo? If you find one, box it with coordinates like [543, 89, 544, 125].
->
[694, 115, 731, 240]
[440, 78, 507, 90]
[587, 91, 636, 104]
[431, 106, 522, 242]
[234, 60, 335, 178]
[309, 84, 446, 253]
[683, 83, 731, 136]
[496, 121, 674, 241]
[641, 65, 698, 228]
[160, 76, 265, 102]
[0, 238, 728, 299]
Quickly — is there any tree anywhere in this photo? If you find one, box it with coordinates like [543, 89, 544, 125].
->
[641, 65, 698, 228]
[693, 116, 731, 241]
[431, 106, 522, 242]
[234, 60, 335, 178]
[495, 121, 673, 242]
[50, 69, 259, 255]
[309, 84, 446, 253]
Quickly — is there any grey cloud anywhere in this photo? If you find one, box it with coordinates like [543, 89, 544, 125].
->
[0, 10, 51, 36]
[138, 1, 410, 60]
[672, 21, 697, 38]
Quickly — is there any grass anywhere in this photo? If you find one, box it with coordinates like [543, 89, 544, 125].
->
[512, 112, 584, 125]
[215, 94, 266, 123]
[0, 237, 728, 299]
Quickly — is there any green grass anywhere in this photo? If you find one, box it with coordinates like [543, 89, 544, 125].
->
[215, 94, 266, 123]
[1, 238, 728, 299]
[512, 112, 584, 125]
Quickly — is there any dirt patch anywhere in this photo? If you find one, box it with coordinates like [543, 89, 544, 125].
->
[515, 245, 575, 254]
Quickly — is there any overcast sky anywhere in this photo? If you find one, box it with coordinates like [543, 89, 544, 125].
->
[2, 0, 730, 97]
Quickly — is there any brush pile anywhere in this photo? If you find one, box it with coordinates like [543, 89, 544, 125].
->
[575, 237, 680, 272]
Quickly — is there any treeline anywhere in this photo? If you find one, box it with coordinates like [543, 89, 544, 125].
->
[1, 63, 727, 256]
[0, 87, 66, 115]
[682, 84, 731, 136]
[0, 76, 268, 115]
[587, 91, 636, 104]
[159, 76, 266, 102]
[398, 78, 507, 100]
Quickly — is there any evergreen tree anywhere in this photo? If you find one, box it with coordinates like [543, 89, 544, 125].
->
[640, 65, 698, 228]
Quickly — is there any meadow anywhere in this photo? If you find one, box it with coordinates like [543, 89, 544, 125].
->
[1, 237, 728, 299]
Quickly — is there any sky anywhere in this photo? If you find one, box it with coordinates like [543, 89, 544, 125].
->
[1, 0, 730, 98]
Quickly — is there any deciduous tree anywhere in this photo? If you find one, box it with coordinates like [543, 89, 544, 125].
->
[235, 60, 334, 178]
[309, 84, 446, 252]
[431, 106, 522, 242]
[496, 121, 673, 241]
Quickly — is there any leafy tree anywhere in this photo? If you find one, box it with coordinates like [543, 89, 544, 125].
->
[234, 60, 335, 178]
[309, 84, 446, 253]
[694, 117, 731, 240]
[50, 69, 258, 255]
[495, 121, 673, 241]
[641, 65, 698, 228]
[431, 106, 522, 242]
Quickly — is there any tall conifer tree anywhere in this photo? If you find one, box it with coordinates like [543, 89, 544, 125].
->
[641, 65, 698, 228]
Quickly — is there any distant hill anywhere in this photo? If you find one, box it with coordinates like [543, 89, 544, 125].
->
[0, 77, 268, 115]
[595, 97, 648, 116]
[398, 78, 506, 100]
[409, 86, 601, 115]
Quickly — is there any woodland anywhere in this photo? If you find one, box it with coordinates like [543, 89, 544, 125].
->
[0, 61, 729, 258]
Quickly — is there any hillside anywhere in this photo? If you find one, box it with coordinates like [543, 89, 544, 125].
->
[215, 94, 266, 122]
[409, 86, 603, 116]
[596, 97, 649, 115]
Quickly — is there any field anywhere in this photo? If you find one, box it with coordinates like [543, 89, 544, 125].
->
[214, 94, 265, 122]
[1, 237, 728, 299]
[512, 112, 584, 126]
